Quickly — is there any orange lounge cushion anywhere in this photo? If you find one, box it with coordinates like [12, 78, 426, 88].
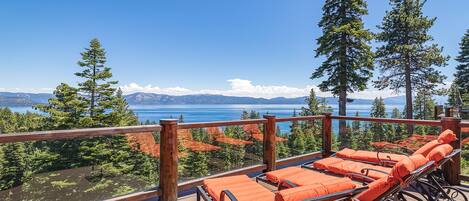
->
[413, 140, 440, 157]
[349, 150, 407, 164]
[413, 130, 456, 157]
[356, 176, 398, 201]
[326, 160, 391, 180]
[391, 154, 428, 181]
[336, 148, 356, 158]
[284, 172, 349, 187]
[275, 178, 356, 201]
[437, 129, 457, 144]
[426, 144, 453, 164]
[266, 167, 305, 184]
[312, 157, 344, 170]
[203, 175, 274, 201]
[335, 148, 406, 164]
[265, 167, 344, 187]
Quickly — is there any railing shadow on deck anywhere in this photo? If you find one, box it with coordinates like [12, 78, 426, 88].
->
[0, 114, 465, 201]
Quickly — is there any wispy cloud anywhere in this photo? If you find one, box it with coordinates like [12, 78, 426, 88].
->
[0, 87, 54, 94]
[120, 78, 403, 99]
[0, 78, 410, 99]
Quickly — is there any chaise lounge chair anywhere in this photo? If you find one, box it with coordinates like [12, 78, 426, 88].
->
[197, 174, 364, 201]
[312, 129, 457, 168]
[197, 153, 435, 201]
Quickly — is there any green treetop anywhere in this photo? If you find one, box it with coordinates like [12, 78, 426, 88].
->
[369, 97, 389, 141]
[312, 0, 374, 143]
[374, 0, 448, 122]
[454, 29, 469, 105]
[36, 83, 89, 129]
[75, 38, 118, 124]
[413, 90, 436, 120]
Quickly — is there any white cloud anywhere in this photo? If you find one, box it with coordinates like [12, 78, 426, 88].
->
[119, 78, 399, 99]
[0, 78, 400, 99]
[119, 83, 192, 95]
[0, 87, 54, 93]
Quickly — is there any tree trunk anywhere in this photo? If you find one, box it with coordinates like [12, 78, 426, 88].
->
[338, 2, 348, 147]
[405, 59, 414, 135]
[339, 90, 347, 146]
[90, 65, 96, 118]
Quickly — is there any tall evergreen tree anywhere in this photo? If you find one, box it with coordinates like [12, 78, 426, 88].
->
[75, 38, 117, 124]
[374, 0, 448, 131]
[36, 83, 89, 129]
[312, 0, 374, 145]
[413, 90, 435, 120]
[369, 97, 389, 141]
[391, 108, 406, 140]
[240, 110, 249, 120]
[249, 110, 260, 119]
[454, 29, 469, 105]
[0, 143, 28, 190]
[107, 88, 139, 126]
[447, 82, 463, 108]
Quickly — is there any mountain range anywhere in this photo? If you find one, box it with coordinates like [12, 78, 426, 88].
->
[0, 92, 446, 107]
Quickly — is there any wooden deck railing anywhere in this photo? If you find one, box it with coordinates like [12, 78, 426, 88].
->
[0, 114, 464, 201]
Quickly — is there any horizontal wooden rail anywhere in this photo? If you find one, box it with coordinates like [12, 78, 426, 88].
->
[106, 188, 160, 201]
[331, 116, 441, 126]
[0, 125, 162, 143]
[461, 121, 469, 127]
[178, 119, 266, 129]
[276, 115, 324, 122]
[460, 174, 469, 182]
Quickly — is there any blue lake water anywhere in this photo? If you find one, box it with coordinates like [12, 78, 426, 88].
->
[8, 104, 404, 133]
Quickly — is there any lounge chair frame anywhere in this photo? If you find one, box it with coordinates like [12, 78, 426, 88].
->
[195, 182, 368, 201]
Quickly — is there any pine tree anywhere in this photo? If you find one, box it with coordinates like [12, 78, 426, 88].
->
[275, 125, 290, 158]
[249, 110, 260, 119]
[455, 29, 469, 105]
[447, 82, 463, 108]
[374, 0, 448, 129]
[185, 152, 208, 177]
[413, 90, 435, 120]
[107, 88, 139, 126]
[352, 111, 361, 131]
[75, 38, 118, 125]
[178, 114, 184, 123]
[0, 143, 28, 190]
[300, 88, 321, 116]
[240, 110, 249, 120]
[312, 0, 374, 146]
[34, 84, 90, 170]
[369, 97, 388, 141]
[391, 108, 406, 140]
[36, 83, 90, 129]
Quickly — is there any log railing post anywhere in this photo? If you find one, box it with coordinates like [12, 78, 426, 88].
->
[263, 114, 276, 172]
[322, 113, 332, 158]
[159, 119, 179, 201]
[441, 117, 461, 185]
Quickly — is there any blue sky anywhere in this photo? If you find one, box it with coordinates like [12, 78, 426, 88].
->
[0, 0, 468, 99]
